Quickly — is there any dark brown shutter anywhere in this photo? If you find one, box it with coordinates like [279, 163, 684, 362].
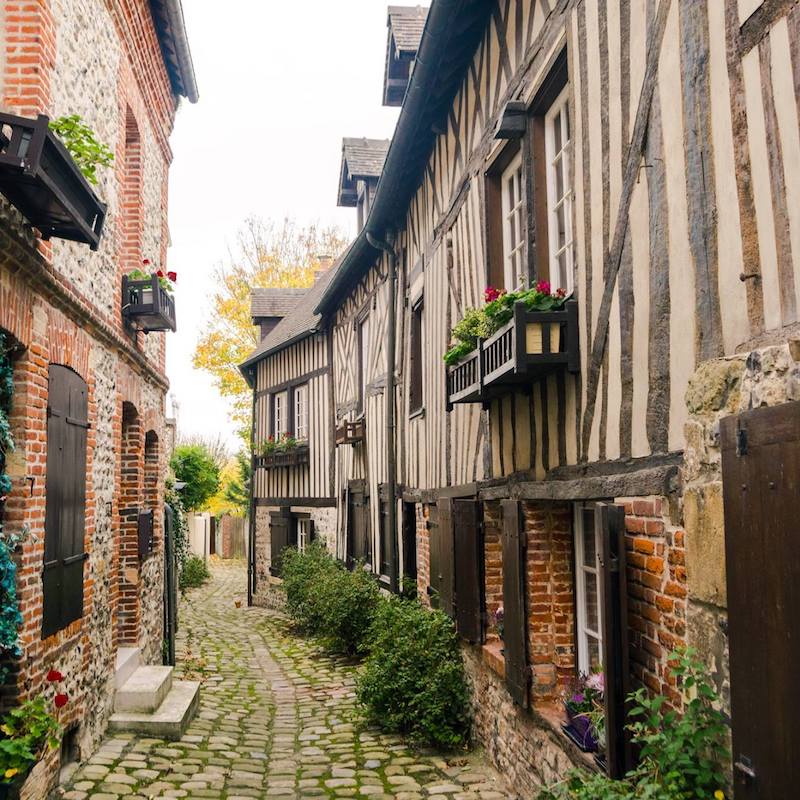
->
[597, 502, 631, 778]
[138, 510, 154, 560]
[43, 365, 88, 637]
[308, 518, 316, 544]
[501, 499, 529, 707]
[269, 509, 290, 576]
[438, 497, 455, 618]
[454, 499, 482, 642]
[402, 502, 418, 581]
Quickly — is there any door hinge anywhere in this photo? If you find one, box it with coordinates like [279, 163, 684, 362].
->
[736, 425, 748, 456]
[734, 755, 756, 781]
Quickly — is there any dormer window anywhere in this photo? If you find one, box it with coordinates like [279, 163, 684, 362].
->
[337, 138, 391, 232]
[383, 6, 428, 106]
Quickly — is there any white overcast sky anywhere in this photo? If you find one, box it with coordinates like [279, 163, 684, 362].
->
[165, 1, 403, 451]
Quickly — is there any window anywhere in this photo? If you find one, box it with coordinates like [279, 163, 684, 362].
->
[42, 365, 88, 637]
[574, 502, 603, 673]
[294, 384, 308, 441]
[296, 517, 311, 553]
[409, 298, 423, 414]
[501, 152, 526, 291]
[272, 391, 287, 437]
[545, 87, 574, 294]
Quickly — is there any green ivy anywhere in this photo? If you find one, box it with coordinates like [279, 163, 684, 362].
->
[538, 649, 730, 800]
[0, 696, 60, 784]
[49, 114, 114, 186]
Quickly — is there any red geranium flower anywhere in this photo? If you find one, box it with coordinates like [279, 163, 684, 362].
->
[556, 287, 566, 298]
[156, 270, 164, 278]
[484, 286, 505, 303]
[54, 693, 69, 708]
[167, 271, 177, 282]
[142, 258, 151, 266]
[46, 669, 63, 683]
[535, 280, 551, 295]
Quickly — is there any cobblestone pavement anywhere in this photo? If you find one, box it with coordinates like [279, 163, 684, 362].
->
[62, 561, 513, 800]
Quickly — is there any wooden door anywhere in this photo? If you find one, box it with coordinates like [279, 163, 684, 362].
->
[269, 509, 290, 577]
[347, 485, 370, 568]
[501, 500, 529, 707]
[721, 402, 800, 799]
[454, 499, 482, 642]
[438, 498, 455, 618]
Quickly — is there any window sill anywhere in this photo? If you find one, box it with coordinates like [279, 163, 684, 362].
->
[409, 406, 426, 421]
[532, 701, 602, 773]
[482, 639, 505, 679]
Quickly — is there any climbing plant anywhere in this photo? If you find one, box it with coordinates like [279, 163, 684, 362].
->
[48, 115, 114, 185]
[0, 333, 23, 681]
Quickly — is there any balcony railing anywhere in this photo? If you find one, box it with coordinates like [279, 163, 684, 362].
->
[255, 445, 310, 469]
[121, 274, 176, 332]
[0, 112, 106, 249]
[447, 300, 579, 408]
[335, 419, 366, 446]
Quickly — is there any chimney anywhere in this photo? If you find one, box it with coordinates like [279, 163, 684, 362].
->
[315, 253, 334, 282]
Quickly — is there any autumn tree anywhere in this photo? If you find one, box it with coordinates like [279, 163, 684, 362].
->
[193, 217, 349, 443]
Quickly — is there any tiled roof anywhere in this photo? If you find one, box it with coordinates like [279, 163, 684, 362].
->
[250, 288, 307, 319]
[388, 5, 428, 54]
[342, 138, 391, 180]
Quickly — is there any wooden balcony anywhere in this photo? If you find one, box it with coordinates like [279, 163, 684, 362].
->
[0, 112, 106, 249]
[255, 445, 310, 469]
[122, 274, 177, 332]
[335, 419, 366, 446]
[447, 300, 579, 408]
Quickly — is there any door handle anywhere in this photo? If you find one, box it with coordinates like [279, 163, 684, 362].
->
[734, 757, 756, 781]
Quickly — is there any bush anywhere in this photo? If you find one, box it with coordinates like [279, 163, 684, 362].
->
[180, 556, 210, 590]
[281, 545, 380, 656]
[170, 445, 221, 511]
[357, 598, 471, 749]
[538, 649, 730, 800]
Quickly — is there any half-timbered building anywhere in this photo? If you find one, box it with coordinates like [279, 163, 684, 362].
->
[305, 0, 800, 796]
[241, 263, 340, 606]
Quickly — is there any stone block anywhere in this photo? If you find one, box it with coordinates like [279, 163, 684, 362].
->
[683, 484, 726, 608]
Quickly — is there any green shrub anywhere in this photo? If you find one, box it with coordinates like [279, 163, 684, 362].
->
[282, 542, 340, 633]
[180, 555, 210, 590]
[357, 598, 471, 749]
[538, 649, 730, 800]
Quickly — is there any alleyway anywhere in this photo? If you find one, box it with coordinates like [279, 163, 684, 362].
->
[63, 562, 513, 800]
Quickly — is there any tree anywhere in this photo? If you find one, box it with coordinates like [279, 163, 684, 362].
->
[223, 450, 251, 516]
[193, 217, 349, 443]
[177, 432, 230, 471]
[170, 444, 221, 512]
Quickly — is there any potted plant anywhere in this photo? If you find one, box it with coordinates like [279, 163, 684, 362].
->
[493, 606, 504, 642]
[0, 670, 68, 799]
[561, 671, 604, 753]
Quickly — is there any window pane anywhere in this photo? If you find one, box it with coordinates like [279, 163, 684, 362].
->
[582, 509, 595, 566]
[587, 634, 601, 671]
[557, 204, 567, 249]
[585, 570, 600, 632]
[564, 105, 571, 141]
[555, 155, 564, 200]
[554, 110, 562, 153]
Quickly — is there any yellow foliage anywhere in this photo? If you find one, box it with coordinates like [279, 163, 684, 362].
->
[193, 217, 349, 443]
[206, 459, 241, 517]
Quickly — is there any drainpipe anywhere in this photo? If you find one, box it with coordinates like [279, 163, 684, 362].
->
[247, 373, 257, 606]
[366, 230, 399, 592]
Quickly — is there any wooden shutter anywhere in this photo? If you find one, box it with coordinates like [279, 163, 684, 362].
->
[501, 499, 529, 707]
[597, 502, 631, 778]
[454, 499, 482, 642]
[378, 488, 392, 583]
[308, 518, 316, 544]
[721, 402, 800, 799]
[402, 502, 417, 581]
[438, 497, 455, 618]
[43, 365, 88, 637]
[137, 510, 155, 560]
[269, 509, 290, 576]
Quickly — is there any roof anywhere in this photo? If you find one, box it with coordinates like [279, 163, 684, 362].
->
[388, 6, 429, 54]
[318, 0, 494, 314]
[251, 288, 308, 319]
[240, 254, 349, 381]
[338, 138, 391, 207]
[149, 0, 199, 102]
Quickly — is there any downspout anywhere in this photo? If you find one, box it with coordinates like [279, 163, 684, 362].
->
[247, 371, 257, 607]
[366, 230, 399, 592]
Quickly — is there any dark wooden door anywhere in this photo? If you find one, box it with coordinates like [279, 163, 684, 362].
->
[163, 505, 177, 666]
[347, 486, 370, 568]
[438, 498, 455, 618]
[209, 516, 217, 555]
[402, 502, 417, 582]
[721, 402, 800, 799]
[42, 365, 88, 637]
[269, 509, 290, 577]
[454, 499, 482, 642]
[501, 500, 529, 707]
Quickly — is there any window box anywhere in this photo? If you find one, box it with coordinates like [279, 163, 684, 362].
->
[122, 273, 176, 332]
[255, 444, 310, 469]
[335, 419, 366, 446]
[447, 299, 579, 406]
[0, 112, 106, 249]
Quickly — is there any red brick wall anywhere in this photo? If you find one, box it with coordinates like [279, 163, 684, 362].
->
[415, 503, 430, 604]
[483, 502, 503, 640]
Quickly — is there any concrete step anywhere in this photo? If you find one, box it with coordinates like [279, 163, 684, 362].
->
[108, 680, 200, 740]
[114, 665, 174, 713]
[114, 647, 140, 689]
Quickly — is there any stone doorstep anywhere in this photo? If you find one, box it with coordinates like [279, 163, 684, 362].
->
[114, 665, 174, 713]
[108, 679, 201, 740]
[114, 646, 141, 689]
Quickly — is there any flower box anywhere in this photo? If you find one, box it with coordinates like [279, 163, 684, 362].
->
[0, 112, 106, 249]
[121, 273, 176, 332]
[446, 347, 484, 409]
[335, 419, 366, 445]
[255, 445, 310, 469]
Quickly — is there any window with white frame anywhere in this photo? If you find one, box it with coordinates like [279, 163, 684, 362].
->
[294, 384, 309, 441]
[545, 86, 574, 295]
[574, 502, 603, 674]
[296, 517, 311, 554]
[272, 390, 287, 437]
[501, 151, 526, 291]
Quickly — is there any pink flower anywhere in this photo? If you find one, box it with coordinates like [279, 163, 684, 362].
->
[46, 669, 63, 683]
[535, 280, 551, 295]
[54, 693, 69, 709]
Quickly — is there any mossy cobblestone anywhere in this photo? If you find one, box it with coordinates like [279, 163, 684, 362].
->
[62, 562, 513, 800]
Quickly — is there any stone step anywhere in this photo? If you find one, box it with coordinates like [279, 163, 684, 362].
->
[114, 665, 174, 713]
[108, 680, 200, 740]
[114, 647, 140, 690]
